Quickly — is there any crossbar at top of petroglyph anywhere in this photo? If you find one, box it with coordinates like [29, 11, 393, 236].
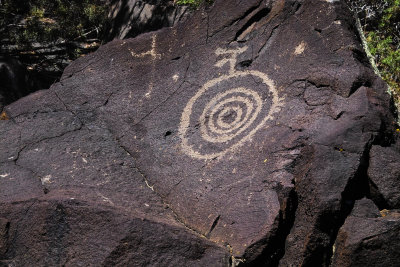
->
[179, 46, 284, 160]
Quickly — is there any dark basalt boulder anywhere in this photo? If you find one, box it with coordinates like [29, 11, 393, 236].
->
[331, 198, 400, 267]
[106, 0, 189, 41]
[0, 0, 399, 266]
[368, 143, 400, 209]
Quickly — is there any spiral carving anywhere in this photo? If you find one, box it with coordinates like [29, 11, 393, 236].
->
[179, 47, 283, 160]
[200, 87, 263, 143]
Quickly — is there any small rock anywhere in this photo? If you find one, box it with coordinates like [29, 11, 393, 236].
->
[332, 199, 400, 267]
[368, 145, 400, 209]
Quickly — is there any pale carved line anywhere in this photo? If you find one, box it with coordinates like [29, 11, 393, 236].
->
[179, 46, 284, 160]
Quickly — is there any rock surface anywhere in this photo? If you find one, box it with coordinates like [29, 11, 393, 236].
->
[369, 143, 400, 209]
[0, 0, 399, 266]
[332, 198, 400, 267]
[106, 0, 189, 40]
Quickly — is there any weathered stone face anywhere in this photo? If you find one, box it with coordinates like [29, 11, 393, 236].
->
[332, 199, 400, 267]
[1, 0, 399, 266]
[106, 0, 189, 41]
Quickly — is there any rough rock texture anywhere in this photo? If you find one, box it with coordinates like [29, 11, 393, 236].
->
[106, 0, 189, 40]
[368, 143, 400, 209]
[331, 198, 400, 267]
[1, 0, 399, 266]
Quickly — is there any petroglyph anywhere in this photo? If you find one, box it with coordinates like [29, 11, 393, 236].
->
[179, 47, 284, 160]
[130, 34, 161, 59]
[200, 87, 263, 143]
[294, 42, 306, 55]
[40, 175, 52, 185]
[130, 34, 161, 98]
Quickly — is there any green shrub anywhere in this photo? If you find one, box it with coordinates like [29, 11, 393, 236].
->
[366, 0, 400, 102]
[0, 0, 108, 49]
[347, 0, 400, 104]
[367, 32, 400, 96]
[175, 0, 212, 8]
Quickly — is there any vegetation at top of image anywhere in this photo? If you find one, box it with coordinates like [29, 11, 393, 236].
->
[366, 0, 400, 100]
[347, 0, 400, 104]
[174, 0, 213, 8]
[0, 0, 108, 49]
